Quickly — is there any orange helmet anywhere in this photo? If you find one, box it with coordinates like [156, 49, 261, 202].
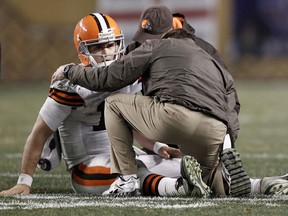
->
[74, 13, 125, 67]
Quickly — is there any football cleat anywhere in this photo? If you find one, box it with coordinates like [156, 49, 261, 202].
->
[221, 148, 251, 197]
[260, 177, 288, 195]
[180, 155, 212, 198]
[102, 175, 141, 197]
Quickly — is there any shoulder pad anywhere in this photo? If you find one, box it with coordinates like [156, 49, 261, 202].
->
[50, 79, 77, 93]
[49, 80, 85, 107]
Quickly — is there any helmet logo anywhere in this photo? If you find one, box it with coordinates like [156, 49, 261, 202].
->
[141, 19, 152, 31]
[79, 20, 88, 32]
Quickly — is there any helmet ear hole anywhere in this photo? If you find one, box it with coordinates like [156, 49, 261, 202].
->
[78, 54, 90, 66]
[78, 43, 87, 54]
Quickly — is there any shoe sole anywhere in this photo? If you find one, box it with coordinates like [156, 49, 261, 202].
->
[180, 155, 212, 198]
[103, 188, 141, 197]
[221, 148, 251, 197]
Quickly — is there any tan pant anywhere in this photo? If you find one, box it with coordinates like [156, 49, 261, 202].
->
[105, 93, 227, 195]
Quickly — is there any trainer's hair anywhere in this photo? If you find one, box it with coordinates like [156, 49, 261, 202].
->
[162, 28, 195, 40]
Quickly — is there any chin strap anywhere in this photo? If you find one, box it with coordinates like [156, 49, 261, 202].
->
[93, 60, 114, 68]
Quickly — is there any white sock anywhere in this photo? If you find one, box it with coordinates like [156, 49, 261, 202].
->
[250, 178, 261, 194]
[157, 177, 178, 196]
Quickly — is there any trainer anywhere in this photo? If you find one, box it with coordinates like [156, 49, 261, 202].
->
[52, 28, 229, 196]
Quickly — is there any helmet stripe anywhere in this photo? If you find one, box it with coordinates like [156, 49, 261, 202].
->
[101, 13, 111, 29]
[90, 13, 108, 33]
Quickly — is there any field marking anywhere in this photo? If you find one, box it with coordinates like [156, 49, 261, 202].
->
[1, 194, 288, 210]
[2, 153, 22, 159]
[0, 195, 216, 210]
[3, 153, 288, 160]
[0, 173, 70, 178]
[241, 153, 288, 159]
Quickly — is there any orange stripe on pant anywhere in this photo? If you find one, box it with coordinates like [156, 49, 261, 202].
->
[77, 163, 111, 174]
[72, 163, 117, 187]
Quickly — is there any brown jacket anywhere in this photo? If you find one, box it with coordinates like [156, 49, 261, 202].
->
[67, 38, 232, 130]
[125, 19, 240, 146]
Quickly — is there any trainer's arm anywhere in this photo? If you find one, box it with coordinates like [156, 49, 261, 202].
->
[51, 41, 154, 91]
[0, 115, 53, 195]
[133, 131, 182, 159]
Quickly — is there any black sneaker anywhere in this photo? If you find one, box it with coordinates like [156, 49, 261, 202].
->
[221, 148, 251, 197]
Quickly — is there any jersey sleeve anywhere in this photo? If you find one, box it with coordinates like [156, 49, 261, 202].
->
[49, 79, 85, 106]
[39, 97, 72, 131]
[49, 88, 85, 107]
[40, 80, 85, 131]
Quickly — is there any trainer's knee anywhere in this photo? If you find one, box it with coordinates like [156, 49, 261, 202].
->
[105, 93, 126, 104]
[105, 93, 125, 115]
[105, 94, 116, 104]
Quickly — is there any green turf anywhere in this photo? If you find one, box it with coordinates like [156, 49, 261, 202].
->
[0, 80, 288, 215]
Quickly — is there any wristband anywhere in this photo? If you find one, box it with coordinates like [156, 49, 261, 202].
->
[153, 142, 168, 155]
[17, 174, 33, 187]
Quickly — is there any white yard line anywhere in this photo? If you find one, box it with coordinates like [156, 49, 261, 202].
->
[0, 195, 216, 210]
[0, 173, 70, 178]
[1, 195, 288, 210]
[3, 153, 288, 159]
[241, 153, 288, 159]
[2, 153, 22, 159]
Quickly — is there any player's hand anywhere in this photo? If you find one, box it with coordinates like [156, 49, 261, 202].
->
[0, 184, 31, 195]
[51, 63, 74, 84]
[158, 146, 182, 159]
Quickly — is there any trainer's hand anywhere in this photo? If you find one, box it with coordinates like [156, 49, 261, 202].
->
[0, 184, 31, 195]
[51, 63, 74, 84]
[158, 146, 182, 159]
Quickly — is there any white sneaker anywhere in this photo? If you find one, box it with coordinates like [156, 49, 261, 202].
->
[260, 177, 288, 195]
[102, 175, 141, 197]
[267, 173, 288, 181]
[174, 177, 191, 197]
[181, 155, 212, 198]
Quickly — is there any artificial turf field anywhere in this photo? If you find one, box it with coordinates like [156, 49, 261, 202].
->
[0, 80, 288, 215]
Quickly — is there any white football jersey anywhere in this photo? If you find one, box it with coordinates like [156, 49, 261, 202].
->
[40, 79, 141, 169]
